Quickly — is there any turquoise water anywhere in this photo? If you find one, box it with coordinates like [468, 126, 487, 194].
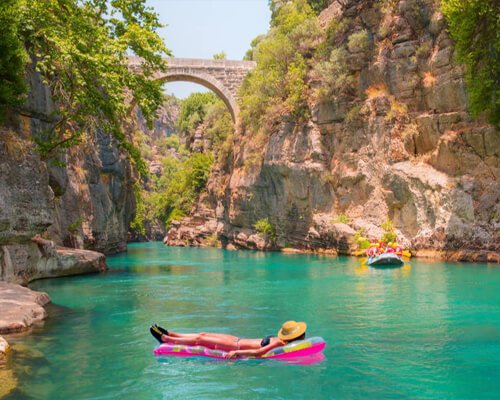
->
[3, 242, 500, 399]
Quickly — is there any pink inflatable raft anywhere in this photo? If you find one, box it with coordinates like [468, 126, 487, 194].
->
[154, 336, 326, 361]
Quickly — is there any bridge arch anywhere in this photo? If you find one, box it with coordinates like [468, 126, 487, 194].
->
[145, 58, 256, 123]
[160, 72, 239, 122]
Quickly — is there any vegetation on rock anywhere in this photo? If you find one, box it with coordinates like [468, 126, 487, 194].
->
[254, 218, 277, 240]
[0, 0, 28, 119]
[176, 92, 219, 136]
[213, 52, 227, 60]
[0, 0, 170, 173]
[132, 92, 233, 238]
[240, 0, 322, 128]
[441, 0, 499, 126]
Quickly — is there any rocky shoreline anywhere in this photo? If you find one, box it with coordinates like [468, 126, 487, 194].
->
[0, 240, 107, 363]
[164, 218, 499, 264]
[0, 282, 50, 358]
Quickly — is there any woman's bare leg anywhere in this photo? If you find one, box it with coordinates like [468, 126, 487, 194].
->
[166, 331, 199, 339]
[166, 331, 238, 341]
[160, 332, 239, 351]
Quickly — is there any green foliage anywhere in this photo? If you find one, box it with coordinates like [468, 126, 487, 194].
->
[134, 152, 213, 231]
[271, 0, 315, 33]
[347, 30, 370, 53]
[240, 0, 321, 128]
[254, 218, 277, 239]
[354, 229, 370, 250]
[243, 34, 266, 61]
[311, 47, 355, 101]
[176, 92, 218, 134]
[381, 219, 397, 243]
[2, 0, 170, 172]
[345, 104, 362, 123]
[131, 182, 146, 235]
[184, 152, 214, 192]
[0, 0, 28, 119]
[285, 54, 309, 116]
[441, 0, 500, 126]
[165, 135, 181, 151]
[204, 100, 233, 154]
[333, 213, 350, 224]
[306, 0, 331, 14]
[166, 208, 186, 227]
[68, 217, 84, 233]
[213, 52, 227, 60]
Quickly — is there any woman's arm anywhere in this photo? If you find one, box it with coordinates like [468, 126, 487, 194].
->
[226, 340, 284, 359]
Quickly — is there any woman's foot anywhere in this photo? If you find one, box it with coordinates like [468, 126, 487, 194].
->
[150, 325, 164, 343]
[154, 324, 169, 336]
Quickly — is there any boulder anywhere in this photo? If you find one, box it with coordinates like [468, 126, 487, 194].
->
[1, 237, 106, 285]
[0, 335, 9, 355]
[0, 282, 50, 334]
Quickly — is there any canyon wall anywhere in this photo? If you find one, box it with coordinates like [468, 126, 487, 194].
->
[166, 0, 499, 262]
[0, 68, 133, 283]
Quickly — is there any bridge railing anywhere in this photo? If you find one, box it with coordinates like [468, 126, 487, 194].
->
[128, 56, 255, 69]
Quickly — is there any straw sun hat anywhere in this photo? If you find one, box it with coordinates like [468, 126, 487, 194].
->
[278, 320, 307, 341]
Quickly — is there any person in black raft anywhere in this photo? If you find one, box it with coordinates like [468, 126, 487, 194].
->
[150, 320, 307, 359]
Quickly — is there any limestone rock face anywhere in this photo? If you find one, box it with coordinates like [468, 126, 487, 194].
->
[0, 237, 106, 285]
[165, 0, 499, 261]
[0, 64, 135, 284]
[0, 132, 53, 246]
[46, 129, 136, 255]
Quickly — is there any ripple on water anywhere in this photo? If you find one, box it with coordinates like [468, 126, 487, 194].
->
[5, 244, 500, 400]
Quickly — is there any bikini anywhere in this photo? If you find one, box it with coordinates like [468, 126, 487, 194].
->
[260, 335, 273, 347]
[231, 335, 272, 350]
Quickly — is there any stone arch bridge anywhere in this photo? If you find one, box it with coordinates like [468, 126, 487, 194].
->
[129, 57, 256, 122]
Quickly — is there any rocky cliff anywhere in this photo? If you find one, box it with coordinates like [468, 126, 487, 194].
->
[0, 66, 134, 283]
[165, 0, 499, 262]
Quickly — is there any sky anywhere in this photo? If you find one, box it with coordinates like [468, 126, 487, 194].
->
[146, 0, 271, 98]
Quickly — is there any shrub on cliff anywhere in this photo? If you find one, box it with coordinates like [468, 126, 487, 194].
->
[381, 219, 397, 243]
[347, 30, 370, 53]
[311, 47, 355, 102]
[254, 218, 277, 240]
[0, 0, 28, 119]
[441, 0, 500, 126]
[270, 0, 330, 17]
[239, 0, 322, 128]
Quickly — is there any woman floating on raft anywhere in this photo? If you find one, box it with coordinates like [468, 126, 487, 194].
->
[150, 320, 307, 359]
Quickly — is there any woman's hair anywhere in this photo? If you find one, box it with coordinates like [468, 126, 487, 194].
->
[287, 333, 306, 343]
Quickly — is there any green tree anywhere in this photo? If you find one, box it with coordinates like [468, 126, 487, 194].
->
[0, 0, 171, 173]
[240, 0, 322, 128]
[137, 152, 213, 229]
[441, 0, 500, 126]
[176, 92, 218, 134]
[0, 0, 28, 118]
[204, 100, 233, 148]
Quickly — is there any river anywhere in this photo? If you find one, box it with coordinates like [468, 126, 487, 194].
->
[3, 242, 499, 399]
